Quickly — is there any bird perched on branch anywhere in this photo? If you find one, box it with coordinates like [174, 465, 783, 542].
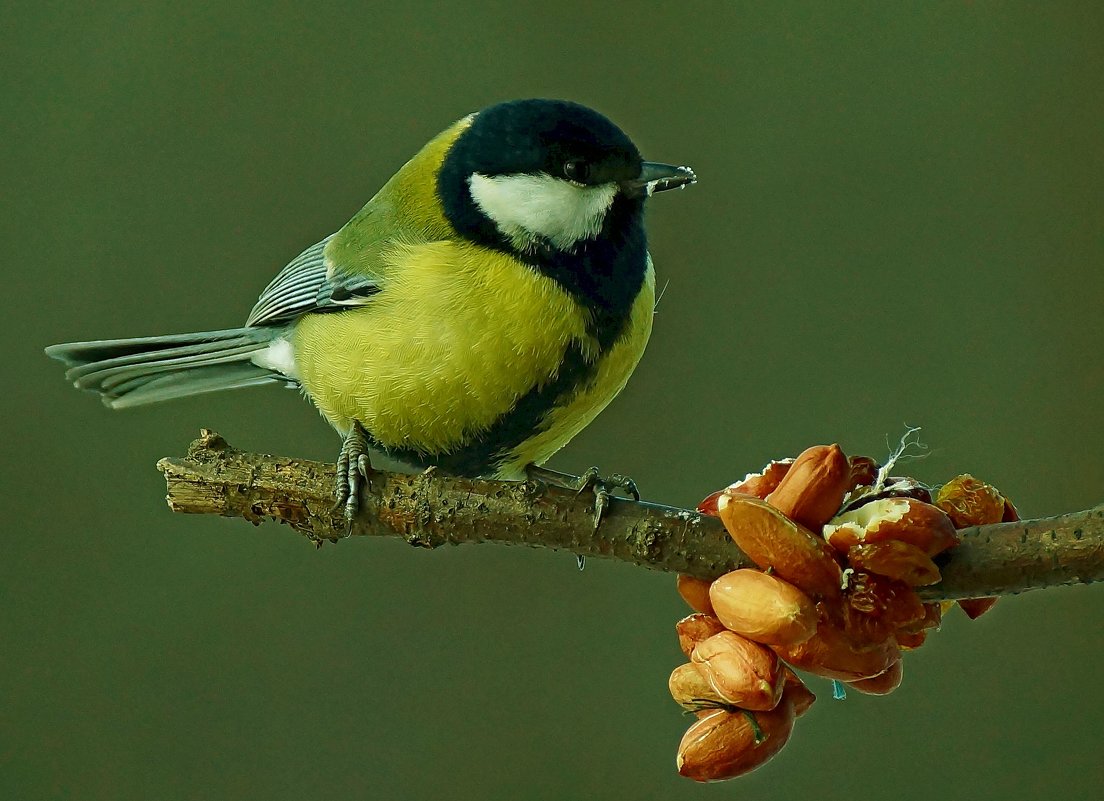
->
[46, 99, 695, 524]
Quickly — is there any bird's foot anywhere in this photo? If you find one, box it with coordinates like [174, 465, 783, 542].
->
[333, 421, 374, 533]
[525, 464, 640, 533]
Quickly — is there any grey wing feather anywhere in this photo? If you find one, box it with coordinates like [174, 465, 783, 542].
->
[47, 231, 387, 411]
[245, 234, 382, 327]
[246, 236, 332, 326]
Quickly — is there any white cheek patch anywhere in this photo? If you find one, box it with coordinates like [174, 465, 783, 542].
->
[468, 172, 618, 251]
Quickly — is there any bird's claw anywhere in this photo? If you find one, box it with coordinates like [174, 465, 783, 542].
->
[573, 468, 639, 502]
[570, 467, 640, 529]
[332, 422, 374, 534]
[527, 464, 640, 533]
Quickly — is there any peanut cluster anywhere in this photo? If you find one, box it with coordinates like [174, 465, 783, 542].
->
[673, 445, 1017, 782]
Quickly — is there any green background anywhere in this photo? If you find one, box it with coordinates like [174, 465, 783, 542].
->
[3, 2, 1102, 799]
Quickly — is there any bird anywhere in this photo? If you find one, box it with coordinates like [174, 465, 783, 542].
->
[46, 98, 696, 526]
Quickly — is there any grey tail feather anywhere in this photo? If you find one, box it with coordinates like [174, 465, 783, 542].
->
[45, 327, 288, 408]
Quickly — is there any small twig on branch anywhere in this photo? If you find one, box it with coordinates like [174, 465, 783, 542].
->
[158, 430, 1104, 601]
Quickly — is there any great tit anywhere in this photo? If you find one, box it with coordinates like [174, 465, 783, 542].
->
[46, 99, 695, 520]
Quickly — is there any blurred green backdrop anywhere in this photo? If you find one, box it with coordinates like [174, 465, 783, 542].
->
[3, 2, 1102, 799]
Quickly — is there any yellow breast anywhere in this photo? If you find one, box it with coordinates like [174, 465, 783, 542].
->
[290, 243, 654, 477]
[291, 240, 595, 456]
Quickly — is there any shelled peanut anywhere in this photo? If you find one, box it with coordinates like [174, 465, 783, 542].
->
[669, 443, 1014, 782]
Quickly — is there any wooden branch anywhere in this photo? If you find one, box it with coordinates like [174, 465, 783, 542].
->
[158, 431, 1104, 601]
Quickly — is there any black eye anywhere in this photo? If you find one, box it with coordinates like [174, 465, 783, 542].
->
[563, 159, 590, 183]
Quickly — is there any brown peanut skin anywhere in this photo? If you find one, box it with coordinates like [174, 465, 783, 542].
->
[730, 459, 794, 500]
[958, 597, 999, 619]
[709, 570, 817, 647]
[772, 617, 899, 682]
[696, 490, 724, 516]
[676, 614, 727, 659]
[898, 602, 942, 635]
[677, 696, 797, 782]
[847, 659, 903, 695]
[937, 477, 1013, 620]
[895, 630, 927, 650]
[717, 493, 843, 600]
[676, 574, 715, 615]
[692, 631, 784, 711]
[669, 662, 729, 711]
[766, 444, 851, 530]
[782, 668, 816, 717]
[844, 573, 926, 644]
[935, 474, 1006, 528]
[825, 498, 959, 557]
[697, 460, 793, 515]
[847, 540, 942, 586]
[847, 455, 880, 490]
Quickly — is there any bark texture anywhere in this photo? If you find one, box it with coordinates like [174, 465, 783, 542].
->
[158, 431, 1104, 601]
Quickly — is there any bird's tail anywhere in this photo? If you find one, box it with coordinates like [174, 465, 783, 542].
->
[45, 327, 287, 409]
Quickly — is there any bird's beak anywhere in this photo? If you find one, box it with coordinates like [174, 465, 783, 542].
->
[620, 162, 697, 198]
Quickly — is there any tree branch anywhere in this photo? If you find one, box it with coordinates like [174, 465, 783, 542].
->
[158, 431, 1104, 601]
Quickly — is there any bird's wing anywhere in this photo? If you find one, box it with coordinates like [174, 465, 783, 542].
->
[245, 234, 382, 327]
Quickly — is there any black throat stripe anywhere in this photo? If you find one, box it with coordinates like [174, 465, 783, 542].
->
[428, 150, 652, 475]
[366, 213, 649, 476]
[522, 195, 649, 351]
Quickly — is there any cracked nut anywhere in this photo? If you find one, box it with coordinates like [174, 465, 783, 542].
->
[824, 497, 958, 556]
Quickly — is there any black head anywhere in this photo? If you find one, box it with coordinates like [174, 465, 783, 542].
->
[436, 99, 694, 349]
[438, 99, 693, 256]
[445, 99, 644, 187]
